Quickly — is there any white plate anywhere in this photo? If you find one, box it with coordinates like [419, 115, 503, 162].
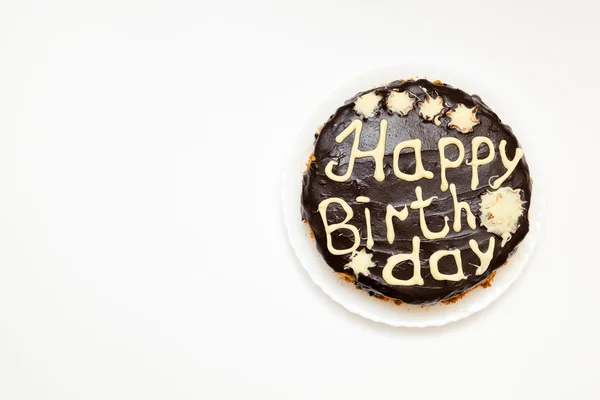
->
[282, 65, 543, 327]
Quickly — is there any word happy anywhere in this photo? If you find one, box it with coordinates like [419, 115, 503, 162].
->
[318, 118, 523, 286]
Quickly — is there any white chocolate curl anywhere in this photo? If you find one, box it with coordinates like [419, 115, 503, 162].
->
[354, 92, 382, 118]
[447, 104, 480, 133]
[386, 90, 415, 116]
[418, 94, 444, 125]
[344, 248, 376, 277]
[479, 187, 526, 247]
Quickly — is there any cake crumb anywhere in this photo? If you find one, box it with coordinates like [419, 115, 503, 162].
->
[530, 177, 534, 184]
[442, 292, 467, 305]
[394, 299, 403, 306]
[441, 272, 497, 304]
[480, 271, 497, 288]
[302, 219, 315, 239]
[303, 154, 315, 173]
[338, 272, 355, 283]
[373, 293, 389, 302]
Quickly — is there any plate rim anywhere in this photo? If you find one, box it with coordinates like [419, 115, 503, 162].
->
[281, 64, 544, 327]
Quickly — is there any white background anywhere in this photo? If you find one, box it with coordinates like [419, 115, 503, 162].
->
[0, 0, 598, 399]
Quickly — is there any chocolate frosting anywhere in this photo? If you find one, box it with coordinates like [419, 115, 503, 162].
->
[301, 79, 531, 305]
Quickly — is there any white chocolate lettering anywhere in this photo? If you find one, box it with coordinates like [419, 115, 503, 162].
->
[469, 237, 495, 275]
[410, 186, 450, 240]
[385, 204, 409, 244]
[466, 136, 495, 190]
[324, 119, 387, 182]
[356, 196, 370, 203]
[449, 183, 476, 232]
[429, 249, 466, 281]
[382, 236, 424, 286]
[438, 137, 465, 192]
[365, 208, 374, 249]
[392, 139, 434, 182]
[491, 140, 524, 189]
[318, 198, 360, 255]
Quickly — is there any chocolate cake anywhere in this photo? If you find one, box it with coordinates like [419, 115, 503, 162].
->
[301, 79, 531, 305]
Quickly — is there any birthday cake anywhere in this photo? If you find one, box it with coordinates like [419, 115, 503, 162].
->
[301, 79, 531, 305]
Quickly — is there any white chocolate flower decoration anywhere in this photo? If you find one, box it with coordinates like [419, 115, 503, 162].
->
[354, 92, 382, 118]
[418, 94, 444, 126]
[344, 248, 376, 277]
[386, 90, 415, 116]
[479, 187, 526, 247]
[447, 104, 480, 133]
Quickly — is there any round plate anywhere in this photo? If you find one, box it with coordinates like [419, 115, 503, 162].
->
[282, 65, 543, 327]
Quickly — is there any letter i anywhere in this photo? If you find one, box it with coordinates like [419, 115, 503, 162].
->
[357, 196, 374, 249]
